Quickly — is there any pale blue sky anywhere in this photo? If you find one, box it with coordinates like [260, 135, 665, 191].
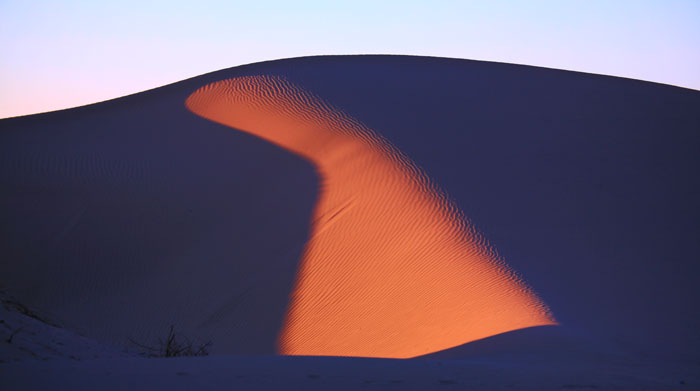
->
[2, 0, 699, 117]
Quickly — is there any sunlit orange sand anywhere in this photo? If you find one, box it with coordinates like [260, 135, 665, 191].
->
[185, 76, 556, 358]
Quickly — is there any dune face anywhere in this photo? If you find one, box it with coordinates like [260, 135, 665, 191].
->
[0, 73, 319, 355]
[4, 55, 696, 368]
[185, 76, 556, 358]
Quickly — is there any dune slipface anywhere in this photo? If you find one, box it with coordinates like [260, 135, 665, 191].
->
[185, 75, 555, 358]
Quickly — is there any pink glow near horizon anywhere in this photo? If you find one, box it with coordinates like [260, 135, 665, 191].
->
[1, 0, 699, 118]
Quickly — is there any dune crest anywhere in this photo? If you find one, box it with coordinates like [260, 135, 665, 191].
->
[185, 75, 555, 358]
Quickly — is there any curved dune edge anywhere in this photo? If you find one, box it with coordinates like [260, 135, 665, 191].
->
[185, 75, 556, 359]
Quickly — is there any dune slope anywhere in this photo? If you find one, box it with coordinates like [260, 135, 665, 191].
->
[1, 55, 699, 364]
[0, 66, 318, 354]
[186, 76, 555, 358]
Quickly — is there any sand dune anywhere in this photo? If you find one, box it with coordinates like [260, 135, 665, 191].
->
[1, 56, 699, 371]
[186, 76, 555, 358]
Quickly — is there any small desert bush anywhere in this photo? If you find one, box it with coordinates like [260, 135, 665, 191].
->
[130, 325, 211, 357]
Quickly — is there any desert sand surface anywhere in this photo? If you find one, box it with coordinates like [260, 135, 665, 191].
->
[3, 353, 697, 391]
[186, 75, 555, 358]
[1, 55, 699, 388]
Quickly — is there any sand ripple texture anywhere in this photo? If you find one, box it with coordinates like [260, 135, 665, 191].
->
[185, 75, 556, 358]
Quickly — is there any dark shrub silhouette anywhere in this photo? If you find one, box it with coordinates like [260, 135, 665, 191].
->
[130, 325, 211, 357]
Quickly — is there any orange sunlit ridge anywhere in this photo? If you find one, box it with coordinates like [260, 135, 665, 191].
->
[186, 75, 556, 358]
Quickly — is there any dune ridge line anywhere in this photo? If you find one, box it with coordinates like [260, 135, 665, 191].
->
[185, 75, 556, 358]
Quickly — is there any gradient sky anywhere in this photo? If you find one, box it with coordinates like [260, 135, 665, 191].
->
[1, 0, 699, 118]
